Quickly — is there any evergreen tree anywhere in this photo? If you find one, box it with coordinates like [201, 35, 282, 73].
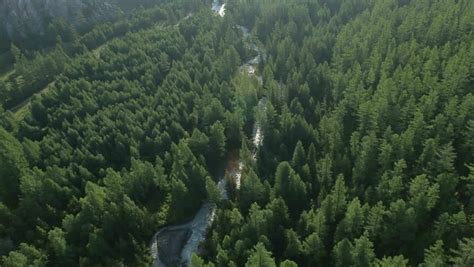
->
[421, 240, 446, 267]
[274, 162, 308, 218]
[352, 234, 375, 267]
[209, 121, 227, 169]
[245, 243, 276, 267]
[302, 232, 325, 266]
[332, 239, 353, 267]
[449, 238, 474, 266]
[0, 127, 27, 207]
[374, 255, 409, 267]
[279, 260, 297, 267]
[284, 229, 303, 261]
[291, 141, 306, 170]
[239, 169, 267, 213]
[206, 177, 222, 204]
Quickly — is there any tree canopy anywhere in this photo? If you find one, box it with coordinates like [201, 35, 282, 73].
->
[0, 0, 473, 266]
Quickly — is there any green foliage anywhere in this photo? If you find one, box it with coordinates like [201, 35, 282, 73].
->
[1, 243, 47, 267]
[352, 235, 375, 267]
[279, 260, 297, 267]
[332, 239, 353, 267]
[421, 240, 446, 267]
[374, 255, 409, 267]
[283, 229, 302, 261]
[245, 243, 276, 267]
[1, 0, 473, 266]
[47, 228, 68, 264]
[209, 121, 227, 168]
[190, 253, 215, 267]
[450, 238, 474, 266]
[0, 127, 27, 206]
[291, 141, 306, 169]
[169, 178, 191, 222]
[274, 162, 308, 218]
[335, 198, 366, 242]
[408, 174, 439, 222]
[206, 177, 222, 204]
[302, 232, 325, 266]
[239, 169, 267, 209]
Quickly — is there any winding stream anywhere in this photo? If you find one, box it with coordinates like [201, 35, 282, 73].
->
[150, 3, 266, 266]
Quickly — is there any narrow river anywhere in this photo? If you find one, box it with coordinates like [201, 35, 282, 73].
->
[150, 3, 266, 266]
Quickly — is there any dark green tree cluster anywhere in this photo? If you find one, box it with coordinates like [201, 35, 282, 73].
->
[197, 0, 474, 266]
[0, 0, 473, 266]
[0, 4, 256, 265]
[0, 0, 204, 54]
[0, 0, 203, 111]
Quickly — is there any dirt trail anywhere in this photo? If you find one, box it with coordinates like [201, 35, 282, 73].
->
[8, 81, 55, 114]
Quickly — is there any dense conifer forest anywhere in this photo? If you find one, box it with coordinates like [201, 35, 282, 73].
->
[0, 0, 473, 266]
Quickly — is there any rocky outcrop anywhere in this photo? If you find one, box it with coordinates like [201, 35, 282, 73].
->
[0, 0, 122, 40]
